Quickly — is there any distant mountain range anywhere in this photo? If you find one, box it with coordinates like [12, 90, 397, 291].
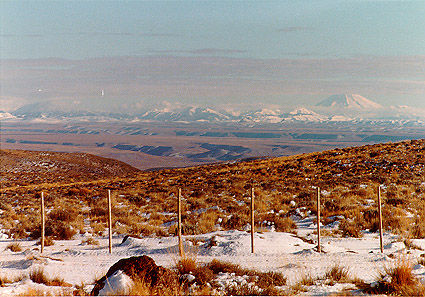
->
[4, 94, 425, 126]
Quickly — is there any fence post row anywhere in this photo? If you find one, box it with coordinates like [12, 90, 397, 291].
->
[36, 184, 387, 255]
[377, 185, 383, 253]
[41, 192, 45, 254]
[108, 189, 113, 254]
[316, 187, 321, 253]
[251, 187, 255, 254]
[178, 188, 184, 257]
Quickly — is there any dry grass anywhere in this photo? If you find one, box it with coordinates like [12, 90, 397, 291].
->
[205, 259, 286, 294]
[324, 264, 350, 284]
[124, 276, 183, 296]
[339, 219, 363, 238]
[176, 255, 198, 275]
[290, 265, 355, 294]
[368, 257, 425, 296]
[29, 267, 51, 285]
[29, 267, 68, 287]
[18, 287, 70, 296]
[5, 242, 22, 252]
[2, 140, 425, 242]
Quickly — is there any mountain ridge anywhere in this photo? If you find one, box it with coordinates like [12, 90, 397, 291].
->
[5, 95, 425, 125]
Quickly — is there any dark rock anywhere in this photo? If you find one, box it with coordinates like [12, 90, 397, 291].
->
[91, 255, 178, 296]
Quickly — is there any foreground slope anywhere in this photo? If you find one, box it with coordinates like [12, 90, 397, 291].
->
[1, 140, 425, 295]
[1, 139, 424, 238]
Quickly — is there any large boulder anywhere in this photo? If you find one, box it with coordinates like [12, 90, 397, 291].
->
[91, 255, 178, 296]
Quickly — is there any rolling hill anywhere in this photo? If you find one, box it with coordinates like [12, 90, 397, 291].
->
[0, 149, 141, 188]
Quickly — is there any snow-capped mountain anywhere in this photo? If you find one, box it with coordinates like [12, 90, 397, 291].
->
[4, 96, 425, 126]
[282, 107, 328, 122]
[140, 107, 231, 122]
[0, 111, 16, 120]
[240, 109, 284, 123]
[317, 94, 383, 109]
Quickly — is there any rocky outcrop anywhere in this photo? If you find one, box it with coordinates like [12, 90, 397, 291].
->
[91, 255, 178, 296]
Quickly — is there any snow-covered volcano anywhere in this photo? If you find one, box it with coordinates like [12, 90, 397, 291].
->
[317, 94, 383, 109]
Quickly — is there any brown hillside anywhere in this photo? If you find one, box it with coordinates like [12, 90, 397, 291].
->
[0, 149, 140, 187]
[1, 139, 424, 240]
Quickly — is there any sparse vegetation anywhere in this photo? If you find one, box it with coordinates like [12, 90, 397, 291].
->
[2, 140, 425, 295]
[2, 140, 425, 242]
[6, 242, 22, 252]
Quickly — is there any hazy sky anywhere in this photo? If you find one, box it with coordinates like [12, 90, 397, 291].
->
[1, 0, 425, 111]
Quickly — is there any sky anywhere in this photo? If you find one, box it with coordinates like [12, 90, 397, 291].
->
[1, 0, 425, 111]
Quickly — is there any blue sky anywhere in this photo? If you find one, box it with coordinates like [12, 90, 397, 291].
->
[1, 0, 425, 110]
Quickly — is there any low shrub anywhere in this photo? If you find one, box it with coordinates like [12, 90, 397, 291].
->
[48, 207, 77, 223]
[273, 217, 296, 233]
[339, 219, 363, 238]
[222, 213, 249, 231]
[31, 221, 77, 240]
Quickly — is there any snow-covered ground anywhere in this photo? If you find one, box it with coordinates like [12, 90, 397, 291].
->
[1, 221, 425, 296]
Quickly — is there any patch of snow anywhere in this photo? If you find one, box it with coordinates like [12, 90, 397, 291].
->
[98, 270, 134, 296]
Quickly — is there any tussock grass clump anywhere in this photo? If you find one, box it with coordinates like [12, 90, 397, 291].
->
[298, 272, 315, 286]
[368, 258, 425, 296]
[29, 267, 68, 287]
[291, 265, 355, 294]
[29, 267, 50, 285]
[256, 271, 287, 287]
[176, 255, 198, 275]
[126, 276, 183, 296]
[207, 259, 245, 275]
[48, 207, 78, 224]
[324, 265, 350, 284]
[6, 242, 22, 252]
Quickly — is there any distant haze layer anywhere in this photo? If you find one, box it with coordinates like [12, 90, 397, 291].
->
[1, 55, 425, 112]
